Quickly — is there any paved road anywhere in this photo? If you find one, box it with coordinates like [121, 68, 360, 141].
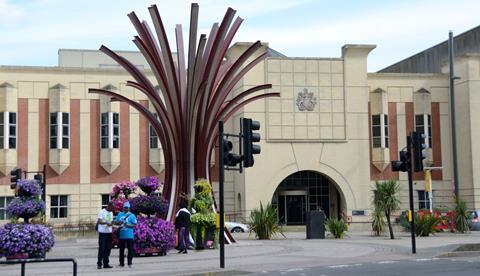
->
[1, 231, 479, 275]
[252, 258, 480, 276]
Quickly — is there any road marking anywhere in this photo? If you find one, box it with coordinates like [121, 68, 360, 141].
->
[328, 264, 362, 268]
[378, 261, 398, 264]
[415, 258, 438, 262]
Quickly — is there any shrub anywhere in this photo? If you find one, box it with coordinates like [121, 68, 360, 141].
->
[326, 218, 348, 239]
[248, 202, 284, 240]
[415, 212, 440, 236]
[455, 200, 470, 233]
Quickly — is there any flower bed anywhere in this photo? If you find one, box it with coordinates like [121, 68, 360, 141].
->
[134, 217, 175, 254]
[0, 224, 55, 258]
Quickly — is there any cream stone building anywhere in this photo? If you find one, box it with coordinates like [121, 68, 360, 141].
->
[1, 27, 480, 228]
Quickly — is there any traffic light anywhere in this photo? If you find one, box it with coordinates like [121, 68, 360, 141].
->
[10, 168, 22, 189]
[34, 173, 43, 185]
[412, 131, 427, 172]
[222, 138, 242, 166]
[242, 118, 261, 168]
[391, 149, 410, 172]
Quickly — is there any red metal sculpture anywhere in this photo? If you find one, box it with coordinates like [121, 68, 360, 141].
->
[89, 3, 279, 220]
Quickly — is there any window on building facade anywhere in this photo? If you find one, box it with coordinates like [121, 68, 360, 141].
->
[149, 114, 161, 149]
[418, 190, 430, 210]
[415, 114, 432, 148]
[0, 196, 14, 220]
[0, 112, 16, 149]
[100, 112, 120, 149]
[101, 194, 111, 209]
[50, 112, 70, 149]
[50, 195, 68, 218]
[371, 114, 388, 148]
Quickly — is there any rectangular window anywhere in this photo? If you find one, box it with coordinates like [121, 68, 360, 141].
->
[101, 194, 111, 209]
[50, 195, 68, 218]
[418, 190, 430, 210]
[49, 112, 69, 149]
[415, 114, 432, 148]
[0, 196, 14, 220]
[100, 112, 119, 149]
[8, 113, 16, 149]
[149, 114, 160, 149]
[371, 114, 388, 148]
[0, 112, 16, 149]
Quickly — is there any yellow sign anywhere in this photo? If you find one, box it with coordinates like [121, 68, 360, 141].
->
[216, 213, 226, 228]
[425, 169, 431, 192]
[408, 210, 412, 222]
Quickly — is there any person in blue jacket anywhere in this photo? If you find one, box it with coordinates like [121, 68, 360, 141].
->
[114, 201, 137, 267]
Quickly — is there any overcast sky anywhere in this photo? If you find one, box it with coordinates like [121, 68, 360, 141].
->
[1, 0, 479, 71]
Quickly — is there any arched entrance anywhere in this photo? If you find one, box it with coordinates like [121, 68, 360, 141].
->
[271, 170, 345, 225]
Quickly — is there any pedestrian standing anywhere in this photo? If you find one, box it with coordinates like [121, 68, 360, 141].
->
[175, 201, 191, 254]
[114, 201, 137, 267]
[97, 202, 114, 269]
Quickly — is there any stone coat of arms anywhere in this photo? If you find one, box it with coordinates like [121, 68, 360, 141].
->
[296, 88, 317, 111]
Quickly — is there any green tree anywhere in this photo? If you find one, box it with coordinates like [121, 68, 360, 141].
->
[374, 180, 401, 239]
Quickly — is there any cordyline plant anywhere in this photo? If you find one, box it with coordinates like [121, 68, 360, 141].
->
[88, 3, 279, 220]
[374, 180, 401, 239]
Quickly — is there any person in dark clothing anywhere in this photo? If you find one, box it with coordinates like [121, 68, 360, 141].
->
[97, 202, 114, 269]
[175, 201, 191, 254]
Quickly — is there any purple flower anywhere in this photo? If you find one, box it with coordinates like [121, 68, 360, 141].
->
[130, 195, 168, 217]
[136, 176, 162, 195]
[17, 179, 42, 197]
[6, 197, 45, 220]
[133, 217, 175, 252]
[0, 224, 55, 257]
[111, 181, 136, 198]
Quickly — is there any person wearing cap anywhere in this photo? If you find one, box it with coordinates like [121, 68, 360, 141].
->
[114, 201, 137, 268]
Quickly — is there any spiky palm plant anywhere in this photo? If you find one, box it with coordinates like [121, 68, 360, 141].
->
[326, 218, 348, 239]
[371, 204, 386, 236]
[248, 202, 284, 240]
[455, 200, 470, 233]
[374, 180, 401, 239]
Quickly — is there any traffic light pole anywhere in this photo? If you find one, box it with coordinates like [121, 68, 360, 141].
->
[218, 121, 225, 269]
[407, 135, 416, 254]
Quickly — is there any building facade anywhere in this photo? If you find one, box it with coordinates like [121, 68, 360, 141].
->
[1, 30, 480, 227]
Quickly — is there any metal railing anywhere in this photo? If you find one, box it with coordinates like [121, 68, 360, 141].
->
[0, 258, 77, 276]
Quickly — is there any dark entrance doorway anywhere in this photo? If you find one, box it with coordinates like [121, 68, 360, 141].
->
[277, 191, 307, 225]
[272, 170, 343, 225]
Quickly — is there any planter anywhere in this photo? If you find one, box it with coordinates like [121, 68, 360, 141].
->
[28, 251, 46, 259]
[6, 253, 29, 260]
